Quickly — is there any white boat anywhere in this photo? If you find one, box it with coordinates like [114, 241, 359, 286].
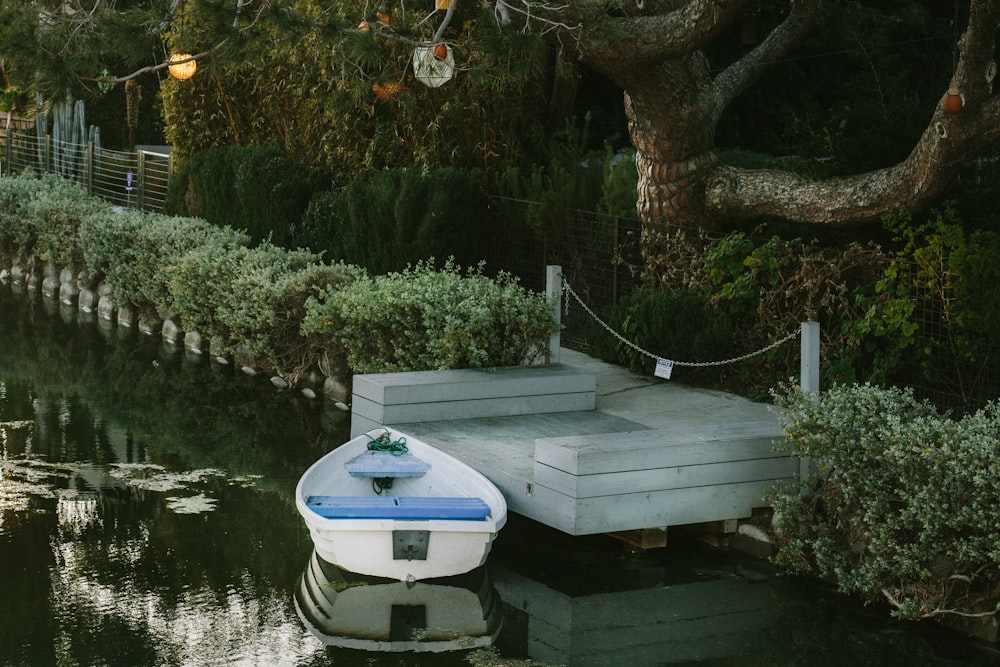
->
[293, 550, 504, 652]
[295, 427, 507, 581]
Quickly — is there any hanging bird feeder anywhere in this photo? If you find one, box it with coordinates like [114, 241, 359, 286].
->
[168, 53, 197, 81]
[435, 0, 450, 9]
[413, 45, 454, 88]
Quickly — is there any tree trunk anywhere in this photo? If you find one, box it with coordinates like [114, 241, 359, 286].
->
[622, 52, 722, 270]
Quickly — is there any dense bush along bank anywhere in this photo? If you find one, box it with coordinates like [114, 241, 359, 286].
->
[0, 171, 556, 390]
[769, 384, 1000, 640]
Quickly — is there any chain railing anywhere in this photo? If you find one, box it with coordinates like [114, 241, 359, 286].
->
[562, 277, 802, 370]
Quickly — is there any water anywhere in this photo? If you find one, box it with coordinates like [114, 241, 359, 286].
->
[1, 282, 997, 667]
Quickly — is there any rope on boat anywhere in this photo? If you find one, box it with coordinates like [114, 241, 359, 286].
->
[365, 429, 409, 455]
[364, 430, 409, 494]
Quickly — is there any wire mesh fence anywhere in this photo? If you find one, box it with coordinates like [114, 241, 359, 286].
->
[1, 128, 170, 212]
[483, 197, 643, 347]
[484, 197, 999, 414]
[893, 262, 1000, 414]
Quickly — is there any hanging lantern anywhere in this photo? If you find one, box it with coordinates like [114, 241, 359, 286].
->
[413, 46, 454, 88]
[168, 53, 197, 81]
[435, 0, 450, 10]
[942, 87, 964, 115]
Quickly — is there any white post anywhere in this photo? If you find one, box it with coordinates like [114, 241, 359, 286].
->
[799, 320, 820, 487]
[546, 265, 562, 364]
[800, 320, 820, 394]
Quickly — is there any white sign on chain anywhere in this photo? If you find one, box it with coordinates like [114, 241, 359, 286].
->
[654, 358, 674, 380]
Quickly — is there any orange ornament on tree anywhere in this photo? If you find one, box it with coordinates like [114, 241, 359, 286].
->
[942, 88, 964, 115]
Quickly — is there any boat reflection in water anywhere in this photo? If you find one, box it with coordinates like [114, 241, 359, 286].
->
[294, 550, 504, 653]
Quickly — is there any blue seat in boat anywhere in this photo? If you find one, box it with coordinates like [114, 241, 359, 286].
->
[306, 495, 491, 521]
[344, 450, 431, 478]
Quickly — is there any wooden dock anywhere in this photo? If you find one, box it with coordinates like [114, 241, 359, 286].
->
[349, 348, 796, 537]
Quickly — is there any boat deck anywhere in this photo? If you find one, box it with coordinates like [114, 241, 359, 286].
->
[355, 348, 795, 537]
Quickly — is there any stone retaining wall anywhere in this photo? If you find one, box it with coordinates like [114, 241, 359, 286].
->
[0, 257, 352, 406]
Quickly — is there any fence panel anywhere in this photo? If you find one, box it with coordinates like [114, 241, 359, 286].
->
[1, 129, 169, 213]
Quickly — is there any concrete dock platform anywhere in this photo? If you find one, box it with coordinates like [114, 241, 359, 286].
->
[352, 348, 795, 537]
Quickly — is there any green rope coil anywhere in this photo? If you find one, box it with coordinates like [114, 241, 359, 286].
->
[364, 430, 408, 494]
[366, 430, 408, 455]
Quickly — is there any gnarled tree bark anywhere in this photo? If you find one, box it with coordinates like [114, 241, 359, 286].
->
[537, 0, 1000, 265]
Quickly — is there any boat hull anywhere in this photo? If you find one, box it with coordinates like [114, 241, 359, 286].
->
[295, 428, 507, 581]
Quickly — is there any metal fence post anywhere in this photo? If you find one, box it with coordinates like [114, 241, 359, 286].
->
[137, 151, 146, 210]
[546, 265, 562, 364]
[85, 142, 94, 196]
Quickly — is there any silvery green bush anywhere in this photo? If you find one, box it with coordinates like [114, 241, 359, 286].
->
[0, 170, 63, 261]
[80, 210, 250, 313]
[170, 241, 364, 375]
[28, 179, 111, 271]
[770, 384, 1000, 621]
[302, 260, 556, 373]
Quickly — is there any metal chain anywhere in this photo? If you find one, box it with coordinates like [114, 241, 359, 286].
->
[562, 279, 800, 368]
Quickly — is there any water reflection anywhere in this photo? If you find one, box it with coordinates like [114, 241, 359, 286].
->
[2, 282, 1000, 667]
[295, 551, 503, 652]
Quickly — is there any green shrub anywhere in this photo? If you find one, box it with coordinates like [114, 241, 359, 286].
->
[770, 384, 1000, 621]
[207, 243, 364, 375]
[883, 204, 1000, 408]
[80, 210, 250, 314]
[302, 261, 555, 373]
[638, 229, 912, 397]
[28, 179, 110, 271]
[297, 168, 489, 274]
[168, 145, 315, 247]
[0, 170, 62, 261]
[591, 288, 731, 384]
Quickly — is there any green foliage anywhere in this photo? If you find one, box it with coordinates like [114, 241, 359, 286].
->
[297, 168, 489, 274]
[770, 384, 1000, 621]
[167, 145, 316, 247]
[79, 209, 250, 313]
[639, 229, 913, 397]
[493, 117, 618, 240]
[302, 261, 555, 373]
[0, 170, 63, 261]
[882, 204, 1000, 407]
[592, 288, 730, 384]
[171, 242, 365, 375]
[2, 173, 555, 383]
[598, 147, 638, 217]
[160, 0, 553, 180]
[27, 179, 110, 270]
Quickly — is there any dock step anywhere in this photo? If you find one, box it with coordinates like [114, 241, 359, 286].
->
[307, 495, 491, 521]
[350, 364, 596, 437]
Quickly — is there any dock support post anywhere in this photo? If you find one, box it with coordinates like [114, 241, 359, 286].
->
[800, 320, 820, 394]
[546, 265, 562, 364]
[799, 320, 820, 486]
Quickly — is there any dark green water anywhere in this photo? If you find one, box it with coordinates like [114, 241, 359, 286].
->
[1, 281, 997, 667]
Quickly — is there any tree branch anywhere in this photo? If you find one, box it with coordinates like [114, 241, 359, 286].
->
[705, 0, 1000, 227]
[584, 0, 750, 70]
[711, 0, 824, 126]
